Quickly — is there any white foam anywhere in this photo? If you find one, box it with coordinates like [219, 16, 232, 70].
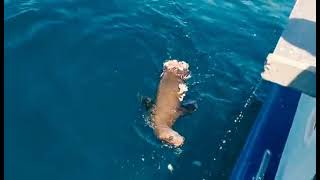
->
[178, 83, 188, 101]
[178, 83, 188, 94]
[163, 60, 189, 72]
[178, 94, 185, 101]
[167, 164, 174, 172]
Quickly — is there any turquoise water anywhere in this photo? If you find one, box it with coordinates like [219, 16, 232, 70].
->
[5, 0, 294, 179]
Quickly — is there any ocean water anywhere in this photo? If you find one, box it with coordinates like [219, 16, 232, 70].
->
[4, 0, 294, 180]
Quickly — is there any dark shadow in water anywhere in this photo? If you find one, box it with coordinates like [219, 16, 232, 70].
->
[281, 18, 316, 57]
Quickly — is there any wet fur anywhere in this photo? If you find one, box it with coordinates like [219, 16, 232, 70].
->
[152, 71, 184, 127]
[150, 71, 187, 147]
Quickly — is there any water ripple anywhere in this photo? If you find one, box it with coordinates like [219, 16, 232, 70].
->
[5, 0, 295, 179]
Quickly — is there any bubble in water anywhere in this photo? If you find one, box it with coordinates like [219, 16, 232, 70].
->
[174, 148, 183, 155]
[167, 164, 174, 172]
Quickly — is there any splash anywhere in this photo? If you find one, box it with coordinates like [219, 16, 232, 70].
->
[163, 59, 191, 80]
[178, 83, 188, 101]
[163, 60, 189, 72]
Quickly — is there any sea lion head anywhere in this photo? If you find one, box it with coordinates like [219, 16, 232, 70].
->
[163, 60, 191, 80]
[156, 126, 185, 148]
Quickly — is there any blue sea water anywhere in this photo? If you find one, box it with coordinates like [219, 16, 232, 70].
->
[4, 0, 294, 179]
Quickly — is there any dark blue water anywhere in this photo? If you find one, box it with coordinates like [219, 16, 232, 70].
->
[5, 0, 294, 179]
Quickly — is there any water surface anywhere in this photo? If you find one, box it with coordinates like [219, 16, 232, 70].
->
[5, 0, 294, 179]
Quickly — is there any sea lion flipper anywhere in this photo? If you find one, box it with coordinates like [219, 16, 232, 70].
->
[178, 100, 198, 116]
[141, 96, 155, 111]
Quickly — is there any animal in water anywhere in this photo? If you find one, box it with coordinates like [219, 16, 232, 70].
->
[141, 60, 197, 148]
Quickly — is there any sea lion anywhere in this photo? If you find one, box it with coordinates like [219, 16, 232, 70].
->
[142, 60, 197, 148]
